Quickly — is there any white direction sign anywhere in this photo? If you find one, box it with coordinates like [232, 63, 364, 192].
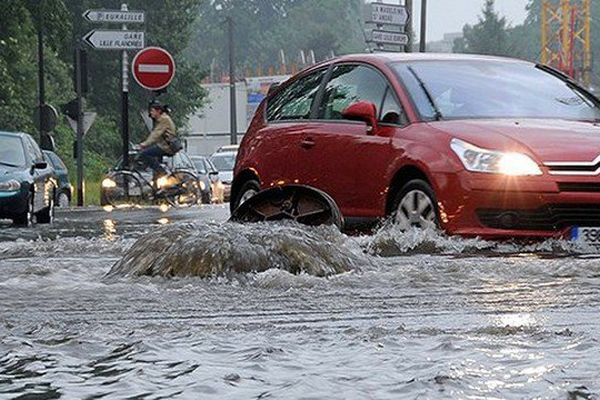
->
[366, 3, 409, 26]
[367, 29, 409, 46]
[66, 112, 97, 136]
[83, 9, 145, 23]
[83, 30, 145, 50]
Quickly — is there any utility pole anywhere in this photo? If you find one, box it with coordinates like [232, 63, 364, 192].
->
[121, 3, 130, 170]
[75, 41, 84, 207]
[419, 0, 427, 52]
[405, 0, 413, 52]
[227, 16, 237, 145]
[37, 1, 45, 147]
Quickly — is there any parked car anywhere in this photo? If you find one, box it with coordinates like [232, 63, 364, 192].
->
[210, 149, 237, 202]
[215, 144, 239, 153]
[231, 53, 600, 243]
[0, 131, 56, 225]
[100, 149, 200, 206]
[190, 155, 222, 203]
[43, 150, 72, 207]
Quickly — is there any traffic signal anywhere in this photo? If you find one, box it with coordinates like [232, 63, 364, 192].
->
[61, 99, 79, 120]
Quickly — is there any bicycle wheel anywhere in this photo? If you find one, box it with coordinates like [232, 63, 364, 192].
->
[104, 171, 145, 207]
[171, 171, 201, 207]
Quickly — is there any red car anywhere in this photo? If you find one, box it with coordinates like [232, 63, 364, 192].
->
[231, 53, 600, 243]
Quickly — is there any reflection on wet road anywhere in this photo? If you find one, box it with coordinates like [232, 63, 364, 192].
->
[1, 205, 599, 398]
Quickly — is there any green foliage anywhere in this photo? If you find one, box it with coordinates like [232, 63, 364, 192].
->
[186, 0, 365, 74]
[453, 0, 511, 56]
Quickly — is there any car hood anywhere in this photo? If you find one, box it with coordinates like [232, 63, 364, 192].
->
[431, 119, 600, 162]
[0, 165, 26, 180]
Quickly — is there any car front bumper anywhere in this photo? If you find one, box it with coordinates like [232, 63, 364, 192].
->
[0, 191, 28, 217]
[436, 171, 600, 239]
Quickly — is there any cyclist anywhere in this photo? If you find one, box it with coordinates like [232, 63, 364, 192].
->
[137, 100, 180, 179]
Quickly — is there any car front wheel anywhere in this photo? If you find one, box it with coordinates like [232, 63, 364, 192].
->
[13, 195, 33, 227]
[57, 191, 70, 207]
[391, 179, 439, 230]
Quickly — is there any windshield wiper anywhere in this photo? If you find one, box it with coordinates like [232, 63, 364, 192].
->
[407, 66, 443, 121]
[0, 161, 20, 168]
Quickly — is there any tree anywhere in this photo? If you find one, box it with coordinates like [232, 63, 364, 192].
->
[453, 0, 511, 56]
[186, 0, 365, 77]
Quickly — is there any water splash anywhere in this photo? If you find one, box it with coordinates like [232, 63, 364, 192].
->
[107, 221, 366, 278]
[361, 222, 599, 257]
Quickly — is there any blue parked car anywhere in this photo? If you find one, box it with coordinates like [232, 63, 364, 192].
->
[0, 131, 57, 225]
[43, 150, 72, 207]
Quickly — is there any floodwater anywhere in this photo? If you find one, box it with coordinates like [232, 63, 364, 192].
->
[1, 205, 599, 399]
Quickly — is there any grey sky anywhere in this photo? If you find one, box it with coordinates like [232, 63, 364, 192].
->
[410, 0, 529, 42]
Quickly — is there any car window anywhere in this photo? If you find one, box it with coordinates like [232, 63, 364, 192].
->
[25, 135, 43, 162]
[204, 158, 217, 172]
[319, 64, 388, 120]
[0, 136, 27, 167]
[266, 68, 327, 121]
[380, 88, 406, 125]
[193, 158, 207, 174]
[393, 60, 600, 121]
[210, 153, 236, 171]
[49, 152, 67, 170]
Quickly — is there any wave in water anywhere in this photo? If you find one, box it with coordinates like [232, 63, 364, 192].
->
[107, 221, 368, 278]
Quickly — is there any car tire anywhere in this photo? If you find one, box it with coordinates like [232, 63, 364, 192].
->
[57, 191, 70, 208]
[13, 194, 34, 227]
[201, 190, 211, 204]
[232, 180, 260, 211]
[36, 195, 55, 224]
[391, 179, 439, 230]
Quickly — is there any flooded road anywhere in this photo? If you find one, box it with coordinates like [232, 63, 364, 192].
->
[1, 205, 599, 399]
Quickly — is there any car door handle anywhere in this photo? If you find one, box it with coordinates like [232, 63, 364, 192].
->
[300, 138, 315, 149]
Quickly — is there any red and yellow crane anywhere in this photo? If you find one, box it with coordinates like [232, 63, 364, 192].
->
[541, 0, 591, 86]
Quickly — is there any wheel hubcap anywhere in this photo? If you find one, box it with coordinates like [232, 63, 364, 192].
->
[239, 189, 257, 206]
[395, 189, 436, 230]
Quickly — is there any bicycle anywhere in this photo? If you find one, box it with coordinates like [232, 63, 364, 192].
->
[103, 150, 201, 208]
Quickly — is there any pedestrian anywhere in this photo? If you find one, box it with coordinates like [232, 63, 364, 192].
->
[137, 100, 182, 179]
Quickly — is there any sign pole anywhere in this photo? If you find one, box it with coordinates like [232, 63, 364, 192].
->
[75, 41, 85, 207]
[227, 16, 237, 145]
[121, 3, 130, 170]
[419, 0, 427, 52]
[37, 7, 46, 148]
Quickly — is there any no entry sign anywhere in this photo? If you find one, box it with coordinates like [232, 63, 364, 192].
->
[131, 47, 175, 91]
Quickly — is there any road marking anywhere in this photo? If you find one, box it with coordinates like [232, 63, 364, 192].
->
[138, 64, 170, 73]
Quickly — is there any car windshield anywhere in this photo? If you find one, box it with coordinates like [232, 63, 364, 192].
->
[210, 153, 236, 171]
[394, 60, 600, 121]
[0, 136, 26, 167]
[192, 158, 207, 174]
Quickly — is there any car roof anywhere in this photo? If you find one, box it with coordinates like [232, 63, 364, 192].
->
[331, 52, 532, 65]
[0, 131, 27, 138]
[216, 145, 239, 152]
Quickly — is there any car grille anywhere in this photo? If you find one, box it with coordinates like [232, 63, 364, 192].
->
[558, 182, 600, 193]
[545, 157, 600, 176]
[477, 204, 600, 231]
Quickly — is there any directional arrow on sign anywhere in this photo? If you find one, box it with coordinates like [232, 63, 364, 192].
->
[83, 29, 145, 50]
[83, 9, 145, 23]
[366, 29, 410, 46]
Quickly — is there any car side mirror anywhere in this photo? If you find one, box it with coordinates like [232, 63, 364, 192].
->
[341, 101, 378, 134]
[209, 171, 219, 176]
[34, 161, 47, 169]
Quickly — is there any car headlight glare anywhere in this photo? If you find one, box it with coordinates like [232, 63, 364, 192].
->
[0, 180, 21, 192]
[451, 138, 542, 176]
[102, 178, 117, 188]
